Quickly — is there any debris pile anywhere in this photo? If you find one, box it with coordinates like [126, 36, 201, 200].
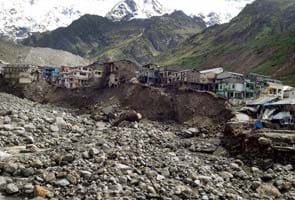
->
[223, 121, 295, 166]
[0, 92, 295, 199]
[92, 84, 234, 132]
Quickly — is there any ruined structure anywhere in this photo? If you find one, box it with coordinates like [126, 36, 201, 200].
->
[102, 60, 140, 88]
[3, 64, 39, 84]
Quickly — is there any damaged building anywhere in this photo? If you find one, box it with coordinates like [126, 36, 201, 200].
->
[216, 72, 255, 100]
[102, 60, 140, 88]
[59, 63, 103, 89]
[2, 64, 40, 84]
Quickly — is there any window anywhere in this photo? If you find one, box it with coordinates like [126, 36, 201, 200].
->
[232, 84, 235, 89]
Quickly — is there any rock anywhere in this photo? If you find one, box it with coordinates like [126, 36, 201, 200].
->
[34, 185, 49, 198]
[55, 179, 70, 187]
[50, 125, 59, 132]
[24, 183, 34, 193]
[61, 154, 75, 163]
[30, 159, 43, 168]
[115, 163, 131, 170]
[22, 167, 35, 177]
[220, 171, 233, 180]
[88, 148, 99, 157]
[43, 172, 56, 183]
[0, 176, 9, 186]
[95, 122, 107, 131]
[2, 124, 13, 131]
[80, 170, 92, 179]
[6, 183, 19, 194]
[256, 183, 281, 197]
[258, 137, 272, 146]
[55, 117, 67, 128]
[24, 123, 36, 132]
[25, 144, 39, 153]
[188, 127, 200, 134]
[3, 116, 11, 124]
[175, 184, 191, 195]
[67, 174, 78, 185]
[24, 135, 35, 144]
[0, 151, 11, 160]
[4, 162, 18, 174]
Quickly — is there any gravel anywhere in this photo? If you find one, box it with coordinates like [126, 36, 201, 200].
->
[0, 92, 294, 199]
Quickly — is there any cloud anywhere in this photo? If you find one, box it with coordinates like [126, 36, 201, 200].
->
[159, 0, 254, 22]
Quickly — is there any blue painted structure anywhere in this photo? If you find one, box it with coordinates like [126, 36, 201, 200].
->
[41, 66, 60, 82]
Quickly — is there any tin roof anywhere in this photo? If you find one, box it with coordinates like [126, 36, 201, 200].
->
[246, 96, 279, 106]
[267, 98, 295, 106]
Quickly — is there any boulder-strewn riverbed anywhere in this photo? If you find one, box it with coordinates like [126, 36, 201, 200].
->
[0, 92, 295, 199]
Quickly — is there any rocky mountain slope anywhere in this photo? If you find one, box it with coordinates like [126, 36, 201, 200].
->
[0, 0, 253, 40]
[106, 0, 166, 21]
[22, 11, 206, 64]
[157, 0, 295, 86]
[0, 40, 88, 66]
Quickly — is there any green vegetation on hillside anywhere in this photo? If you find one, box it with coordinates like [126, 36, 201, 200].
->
[156, 0, 295, 86]
[22, 11, 206, 65]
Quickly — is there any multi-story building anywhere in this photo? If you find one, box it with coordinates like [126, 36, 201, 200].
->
[216, 71, 255, 100]
[3, 64, 40, 84]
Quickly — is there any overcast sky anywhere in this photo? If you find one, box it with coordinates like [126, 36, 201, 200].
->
[159, 0, 254, 21]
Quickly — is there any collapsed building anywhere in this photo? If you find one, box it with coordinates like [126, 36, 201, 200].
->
[2, 64, 40, 84]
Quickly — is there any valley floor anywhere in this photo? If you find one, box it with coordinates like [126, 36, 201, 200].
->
[0, 92, 294, 199]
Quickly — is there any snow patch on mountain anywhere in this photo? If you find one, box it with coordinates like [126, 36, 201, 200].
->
[0, 0, 255, 41]
[106, 0, 165, 21]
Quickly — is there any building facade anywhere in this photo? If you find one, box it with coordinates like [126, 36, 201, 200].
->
[3, 64, 39, 84]
[216, 72, 255, 100]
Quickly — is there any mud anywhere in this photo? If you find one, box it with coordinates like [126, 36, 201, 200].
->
[121, 84, 233, 128]
[0, 78, 233, 129]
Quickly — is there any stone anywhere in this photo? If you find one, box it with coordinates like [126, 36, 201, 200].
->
[50, 125, 59, 132]
[26, 144, 39, 153]
[4, 162, 18, 174]
[89, 148, 99, 157]
[24, 135, 35, 144]
[95, 122, 107, 131]
[30, 159, 43, 168]
[22, 167, 35, 177]
[3, 116, 11, 124]
[0, 176, 9, 186]
[61, 154, 75, 163]
[67, 174, 78, 184]
[24, 123, 36, 132]
[220, 171, 233, 180]
[55, 117, 67, 128]
[43, 172, 56, 183]
[6, 183, 19, 194]
[34, 185, 49, 198]
[256, 183, 281, 198]
[188, 127, 200, 134]
[80, 170, 92, 179]
[0, 151, 11, 160]
[55, 179, 70, 187]
[258, 137, 272, 146]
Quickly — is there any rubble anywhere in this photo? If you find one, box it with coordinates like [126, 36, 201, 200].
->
[0, 92, 294, 199]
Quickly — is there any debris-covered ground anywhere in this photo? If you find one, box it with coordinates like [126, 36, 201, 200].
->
[0, 93, 295, 200]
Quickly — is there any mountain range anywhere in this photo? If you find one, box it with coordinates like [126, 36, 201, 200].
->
[157, 0, 295, 86]
[0, 0, 253, 40]
[22, 11, 206, 64]
[1, 0, 295, 86]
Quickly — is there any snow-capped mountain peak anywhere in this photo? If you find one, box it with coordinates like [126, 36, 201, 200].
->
[0, 0, 254, 41]
[106, 0, 165, 21]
